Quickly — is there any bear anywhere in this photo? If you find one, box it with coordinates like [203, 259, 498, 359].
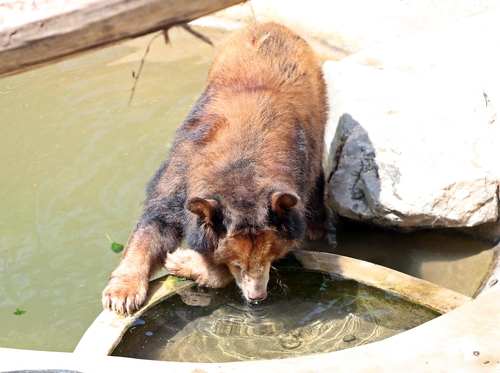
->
[102, 22, 329, 315]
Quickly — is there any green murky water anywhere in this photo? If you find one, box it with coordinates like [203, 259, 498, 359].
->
[0, 26, 494, 354]
[0, 27, 224, 352]
[302, 221, 494, 297]
[112, 269, 439, 362]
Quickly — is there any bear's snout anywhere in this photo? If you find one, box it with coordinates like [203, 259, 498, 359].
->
[241, 274, 268, 303]
[247, 289, 267, 303]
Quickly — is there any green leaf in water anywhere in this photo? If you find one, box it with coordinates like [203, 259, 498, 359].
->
[160, 275, 187, 284]
[160, 275, 188, 291]
[14, 306, 26, 316]
[106, 234, 124, 253]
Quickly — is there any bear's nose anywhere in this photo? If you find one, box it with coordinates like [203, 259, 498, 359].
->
[248, 292, 267, 303]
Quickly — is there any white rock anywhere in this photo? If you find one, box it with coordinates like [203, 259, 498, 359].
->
[323, 61, 498, 228]
[344, 7, 500, 122]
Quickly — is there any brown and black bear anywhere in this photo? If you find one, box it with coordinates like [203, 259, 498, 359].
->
[102, 22, 329, 315]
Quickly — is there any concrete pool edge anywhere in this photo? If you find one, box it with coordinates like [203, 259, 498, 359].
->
[293, 251, 471, 313]
[73, 277, 197, 356]
[1, 286, 498, 372]
[72, 251, 471, 358]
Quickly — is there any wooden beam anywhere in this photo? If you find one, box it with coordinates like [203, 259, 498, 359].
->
[0, 0, 245, 78]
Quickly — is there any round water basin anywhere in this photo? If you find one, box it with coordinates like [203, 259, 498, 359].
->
[75, 251, 471, 361]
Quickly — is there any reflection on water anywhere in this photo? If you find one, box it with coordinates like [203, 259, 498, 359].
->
[112, 269, 438, 362]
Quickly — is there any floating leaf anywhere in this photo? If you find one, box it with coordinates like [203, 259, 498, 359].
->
[106, 234, 124, 253]
[161, 275, 187, 291]
[14, 306, 26, 315]
[160, 275, 187, 284]
[110, 242, 124, 253]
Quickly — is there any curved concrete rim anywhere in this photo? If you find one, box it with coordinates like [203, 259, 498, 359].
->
[2, 251, 499, 373]
[74, 250, 471, 356]
[2, 287, 499, 373]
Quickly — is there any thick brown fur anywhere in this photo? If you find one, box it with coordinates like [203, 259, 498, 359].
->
[102, 22, 328, 315]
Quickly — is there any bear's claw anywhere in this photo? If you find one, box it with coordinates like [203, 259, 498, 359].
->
[101, 279, 147, 315]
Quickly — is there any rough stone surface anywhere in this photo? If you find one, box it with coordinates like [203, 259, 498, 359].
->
[323, 61, 498, 229]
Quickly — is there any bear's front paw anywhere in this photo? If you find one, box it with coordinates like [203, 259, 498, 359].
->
[102, 277, 148, 315]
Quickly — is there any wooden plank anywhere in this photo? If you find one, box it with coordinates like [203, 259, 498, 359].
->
[0, 0, 245, 78]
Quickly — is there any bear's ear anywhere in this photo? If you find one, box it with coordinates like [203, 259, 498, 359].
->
[186, 197, 218, 225]
[270, 192, 299, 217]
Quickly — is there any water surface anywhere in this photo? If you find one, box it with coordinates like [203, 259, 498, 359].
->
[302, 220, 493, 297]
[112, 269, 439, 362]
[0, 27, 224, 352]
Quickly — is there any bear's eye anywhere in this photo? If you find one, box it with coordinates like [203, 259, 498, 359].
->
[232, 263, 242, 270]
